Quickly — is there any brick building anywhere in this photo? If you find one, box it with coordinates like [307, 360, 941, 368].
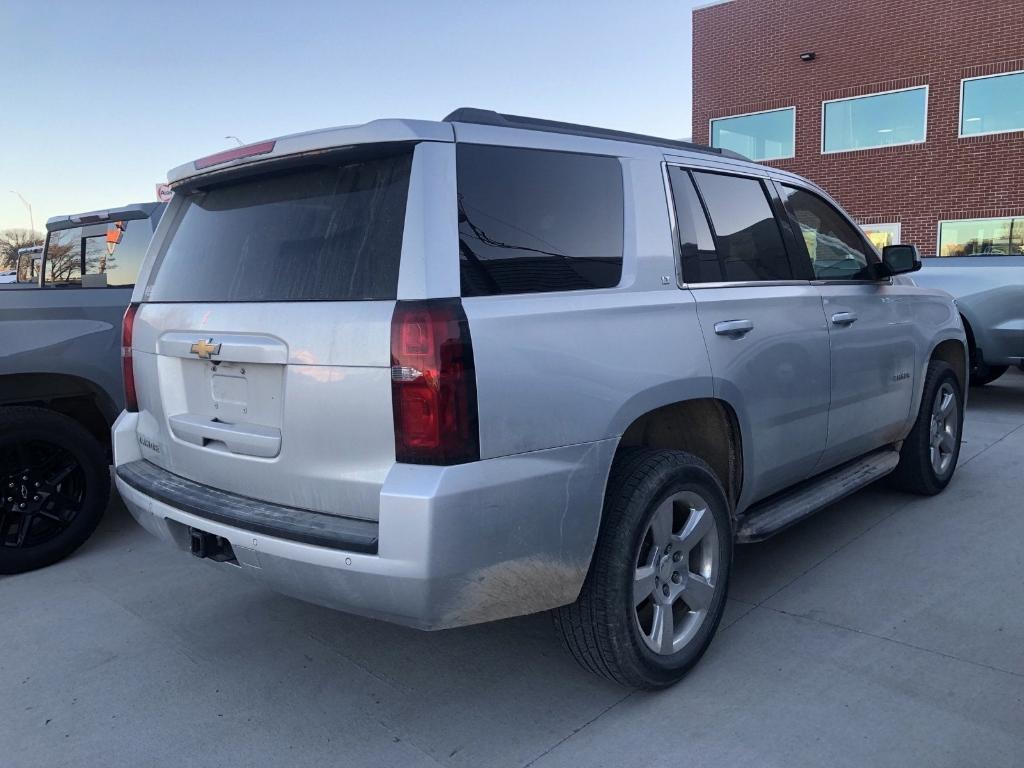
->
[692, 0, 1024, 256]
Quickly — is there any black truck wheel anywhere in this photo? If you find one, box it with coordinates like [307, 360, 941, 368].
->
[0, 406, 109, 574]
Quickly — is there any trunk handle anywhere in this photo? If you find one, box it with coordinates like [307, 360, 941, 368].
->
[169, 414, 281, 458]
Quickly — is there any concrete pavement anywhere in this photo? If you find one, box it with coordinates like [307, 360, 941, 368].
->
[3, 371, 1023, 768]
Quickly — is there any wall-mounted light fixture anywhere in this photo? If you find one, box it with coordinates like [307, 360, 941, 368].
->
[800, 51, 816, 61]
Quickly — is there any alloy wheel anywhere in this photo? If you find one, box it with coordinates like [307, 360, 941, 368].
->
[1, 440, 86, 550]
[633, 490, 719, 655]
[929, 382, 958, 476]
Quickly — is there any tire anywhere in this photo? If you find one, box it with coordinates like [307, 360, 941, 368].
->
[889, 361, 963, 495]
[970, 364, 1008, 387]
[0, 406, 110, 574]
[554, 448, 732, 689]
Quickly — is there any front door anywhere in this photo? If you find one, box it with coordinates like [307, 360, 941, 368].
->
[776, 184, 917, 470]
[667, 167, 831, 506]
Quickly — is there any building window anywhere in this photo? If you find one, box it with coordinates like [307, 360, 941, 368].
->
[860, 223, 901, 250]
[709, 107, 795, 161]
[960, 70, 1024, 137]
[822, 86, 928, 153]
[937, 217, 1024, 257]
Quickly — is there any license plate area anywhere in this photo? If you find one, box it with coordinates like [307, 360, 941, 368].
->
[209, 362, 250, 422]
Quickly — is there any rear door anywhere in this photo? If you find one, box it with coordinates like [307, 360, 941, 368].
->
[130, 147, 417, 521]
[776, 183, 917, 469]
[667, 167, 831, 505]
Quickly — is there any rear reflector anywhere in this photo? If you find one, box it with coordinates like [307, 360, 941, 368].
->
[391, 300, 480, 465]
[194, 140, 276, 170]
[122, 303, 138, 413]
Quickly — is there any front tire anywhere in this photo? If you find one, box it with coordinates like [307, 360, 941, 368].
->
[890, 361, 963, 495]
[0, 407, 110, 574]
[554, 449, 732, 689]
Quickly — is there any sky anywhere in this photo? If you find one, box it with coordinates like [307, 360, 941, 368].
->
[0, 0, 706, 232]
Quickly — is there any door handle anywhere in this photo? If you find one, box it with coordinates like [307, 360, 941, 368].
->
[714, 319, 754, 337]
[831, 312, 858, 326]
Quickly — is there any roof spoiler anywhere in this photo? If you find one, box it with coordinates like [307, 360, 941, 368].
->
[443, 108, 748, 160]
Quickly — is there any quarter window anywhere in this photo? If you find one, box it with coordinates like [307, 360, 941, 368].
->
[960, 71, 1024, 137]
[691, 172, 793, 282]
[457, 144, 623, 297]
[710, 108, 795, 161]
[822, 87, 928, 153]
[779, 186, 877, 280]
[937, 217, 1023, 257]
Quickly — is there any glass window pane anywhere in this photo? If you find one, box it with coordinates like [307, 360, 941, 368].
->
[97, 217, 158, 287]
[667, 166, 721, 283]
[710, 108, 794, 161]
[780, 186, 876, 280]
[823, 88, 927, 152]
[961, 72, 1024, 136]
[457, 144, 623, 297]
[692, 172, 792, 282]
[860, 223, 901, 250]
[44, 226, 85, 286]
[938, 218, 1023, 257]
[44, 218, 158, 287]
[147, 152, 412, 302]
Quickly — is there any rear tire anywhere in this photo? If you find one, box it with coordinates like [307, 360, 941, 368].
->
[0, 407, 109, 574]
[890, 362, 963, 495]
[554, 448, 732, 689]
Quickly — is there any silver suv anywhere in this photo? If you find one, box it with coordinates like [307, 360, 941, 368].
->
[113, 109, 967, 688]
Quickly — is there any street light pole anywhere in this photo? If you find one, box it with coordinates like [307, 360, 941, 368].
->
[9, 190, 34, 234]
[224, 136, 244, 146]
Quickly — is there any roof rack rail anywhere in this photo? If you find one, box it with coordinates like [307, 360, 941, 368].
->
[443, 108, 748, 160]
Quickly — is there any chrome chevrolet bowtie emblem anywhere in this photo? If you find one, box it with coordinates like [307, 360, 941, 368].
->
[190, 338, 221, 359]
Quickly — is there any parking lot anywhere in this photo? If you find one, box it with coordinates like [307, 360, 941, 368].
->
[2, 372, 1022, 768]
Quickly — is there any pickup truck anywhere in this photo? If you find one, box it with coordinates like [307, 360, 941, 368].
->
[912, 254, 1024, 385]
[0, 202, 164, 573]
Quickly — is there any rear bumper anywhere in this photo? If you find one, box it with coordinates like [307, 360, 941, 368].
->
[112, 411, 615, 629]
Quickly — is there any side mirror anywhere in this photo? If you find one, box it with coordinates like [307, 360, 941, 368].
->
[881, 244, 921, 276]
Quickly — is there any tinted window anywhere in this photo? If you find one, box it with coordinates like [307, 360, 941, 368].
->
[710, 108, 795, 161]
[667, 167, 720, 283]
[146, 151, 412, 302]
[780, 186, 877, 280]
[457, 144, 623, 296]
[44, 216, 155, 287]
[692, 172, 792, 281]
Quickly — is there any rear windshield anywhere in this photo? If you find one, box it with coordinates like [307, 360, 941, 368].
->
[144, 150, 413, 302]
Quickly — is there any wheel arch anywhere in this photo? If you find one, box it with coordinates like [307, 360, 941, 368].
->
[929, 337, 968, 394]
[0, 373, 117, 449]
[615, 397, 744, 515]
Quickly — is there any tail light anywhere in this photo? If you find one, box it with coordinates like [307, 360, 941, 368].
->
[391, 299, 479, 465]
[122, 303, 138, 412]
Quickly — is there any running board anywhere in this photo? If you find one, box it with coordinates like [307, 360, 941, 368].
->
[736, 448, 900, 543]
